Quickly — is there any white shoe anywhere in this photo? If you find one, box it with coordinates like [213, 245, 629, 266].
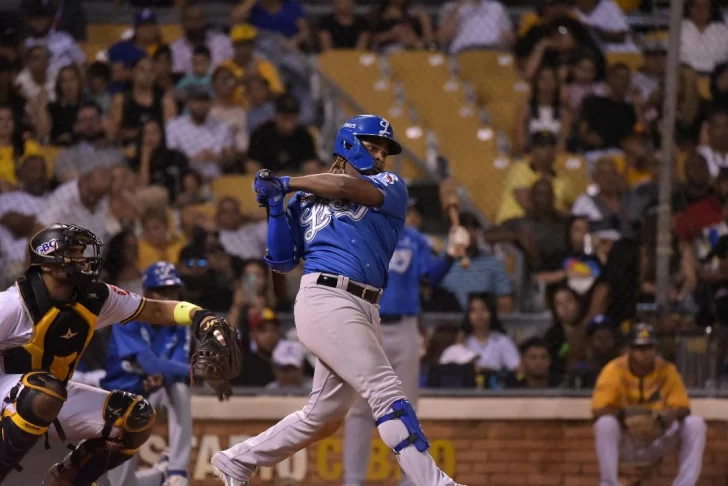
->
[212, 466, 249, 486]
[163, 475, 189, 486]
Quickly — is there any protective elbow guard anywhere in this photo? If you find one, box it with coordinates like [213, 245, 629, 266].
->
[375, 399, 430, 454]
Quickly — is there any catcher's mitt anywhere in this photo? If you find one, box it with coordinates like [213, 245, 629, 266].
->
[622, 407, 664, 445]
[191, 315, 243, 401]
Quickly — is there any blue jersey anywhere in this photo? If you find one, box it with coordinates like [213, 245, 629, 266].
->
[101, 321, 190, 396]
[287, 172, 408, 289]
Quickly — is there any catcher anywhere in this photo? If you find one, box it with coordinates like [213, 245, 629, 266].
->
[0, 223, 241, 485]
[592, 323, 706, 486]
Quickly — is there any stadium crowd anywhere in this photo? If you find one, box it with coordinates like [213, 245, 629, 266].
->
[0, 0, 726, 395]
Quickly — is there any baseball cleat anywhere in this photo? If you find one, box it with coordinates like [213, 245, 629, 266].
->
[212, 465, 249, 486]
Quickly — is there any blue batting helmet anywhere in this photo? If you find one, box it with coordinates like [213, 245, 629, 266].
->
[333, 114, 402, 173]
[142, 262, 183, 290]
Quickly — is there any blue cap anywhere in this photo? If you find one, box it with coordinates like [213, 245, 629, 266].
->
[135, 9, 158, 26]
[333, 114, 402, 173]
[142, 262, 183, 290]
[586, 314, 614, 337]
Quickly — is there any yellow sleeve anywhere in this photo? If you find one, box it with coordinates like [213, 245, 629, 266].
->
[495, 163, 532, 224]
[664, 365, 690, 410]
[24, 140, 43, 156]
[260, 61, 284, 94]
[591, 364, 623, 411]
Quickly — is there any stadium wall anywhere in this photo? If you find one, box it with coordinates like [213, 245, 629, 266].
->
[139, 397, 728, 485]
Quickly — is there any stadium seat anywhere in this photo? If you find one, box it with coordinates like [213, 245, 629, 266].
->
[190, 202, 216, 220]
[87, 24, 129, 46]
[556, 153, 589, 195]
[606, 52, 642, 71]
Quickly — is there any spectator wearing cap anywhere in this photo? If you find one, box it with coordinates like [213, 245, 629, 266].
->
[247, 93, 317, 173]
[592, 323, 706, 486]
[505, 338, 563, 388]
[438, 0, 514, 55]
[680, 0, 728, 75]
[0, 104, 43, 189]
[697, 110, 728, 178]
[233, 307, 280, 387]
[318, 0, 372, 51]
[564, 314, 618, 388]
[221, 24, 284, 107]
[22, 0, 85, 82]
[266, 340, 312, 390]
[216, 197, 268, 260]
[233, 0, 311, 50]
[165, 84, 235, 180]
[107, 9, 161, 91]
[171, 3, 233, 76]
[574, 0, 638, 53]
[210, 66, 249, 157]
[14, 45, 55, 103]
[496, 131, 576, 224]
[579, 63, 640, 157]
[53, 102, 125, 182]
[0, 153, 49, 287]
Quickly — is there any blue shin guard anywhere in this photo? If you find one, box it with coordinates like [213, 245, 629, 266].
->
[375, 399, 430, 454]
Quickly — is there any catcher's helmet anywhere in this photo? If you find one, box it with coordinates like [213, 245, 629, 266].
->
[333, 114, 402, 174]
[142, 261, 183, 291]
[29, 223, 104, 287]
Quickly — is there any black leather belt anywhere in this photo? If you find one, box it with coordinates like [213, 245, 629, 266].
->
[380, 314, 404, 324]
[316, 275, 381, 305]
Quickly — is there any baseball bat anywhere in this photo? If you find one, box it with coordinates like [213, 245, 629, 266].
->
[257, 169, 272, 218]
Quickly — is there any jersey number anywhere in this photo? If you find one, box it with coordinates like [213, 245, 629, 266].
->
[389, 248, 413, 274]
[300, 201, 369, 242]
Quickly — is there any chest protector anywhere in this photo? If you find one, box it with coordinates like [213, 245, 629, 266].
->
[3, 271, 108, 383]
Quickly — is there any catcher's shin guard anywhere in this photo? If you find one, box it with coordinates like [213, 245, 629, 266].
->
[0, 371, 67, 482]
[44, 390, 156, 486]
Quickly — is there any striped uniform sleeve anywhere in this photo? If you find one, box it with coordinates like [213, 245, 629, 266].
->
[96, 284, 147, 328]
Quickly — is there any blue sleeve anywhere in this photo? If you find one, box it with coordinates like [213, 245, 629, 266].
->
[110, 322, 149, 359]
[291, 1, 305, 19]
[136, 350, 190, 380]
[365, 172, 408, 218]
[264, 194, 302, 273]
[169, 327, 191, 365]
[415, 231, 453, 285]
[491, 259, 513, 296]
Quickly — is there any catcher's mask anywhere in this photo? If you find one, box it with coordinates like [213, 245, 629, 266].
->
[29, 223, 104, 288]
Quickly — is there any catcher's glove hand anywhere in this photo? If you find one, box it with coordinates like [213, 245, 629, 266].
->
[191, 315, 242, 401]
[622, 407, 664, 444]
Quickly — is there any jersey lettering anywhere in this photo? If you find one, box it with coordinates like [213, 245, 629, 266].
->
[109, 285, 129, 296]
[389, 248, 413, 274]
[300, 200, 370, 242]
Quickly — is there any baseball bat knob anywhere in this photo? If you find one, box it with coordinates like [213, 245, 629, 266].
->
[257, 169, 272, 180]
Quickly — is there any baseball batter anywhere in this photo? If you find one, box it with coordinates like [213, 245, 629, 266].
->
[0, 223, 229, 485]
[101, 262, 194, 486]
[343, 220, 467, 486]
[211, 115, 465, 486]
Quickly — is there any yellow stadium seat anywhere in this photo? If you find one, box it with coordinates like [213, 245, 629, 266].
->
[87, 24, 129, 46]
[556, 153, 589, 195]
[698, 76, 711, 100]
[210, 175, 253, 201]
[606, 52, 643, 71]
[160, 25, 183, 44]
[40, 145, 61, 175]
[190, 202, 216, 219]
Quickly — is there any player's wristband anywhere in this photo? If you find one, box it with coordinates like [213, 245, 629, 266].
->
[174, 302, 202, 326]
[191, 308, 216, 338]
[279, 176, 291, 194]
[269, 198, 285, 217]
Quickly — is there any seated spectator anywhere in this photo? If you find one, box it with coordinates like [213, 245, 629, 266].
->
[15, 45, 54, 103]
[572, 156, 627, 233]
[152, 44, 181, 93]
[100, 229, 143, 294]
[0, 154, 49, 287]
[574, 0, 638, 52]
[565, 51, 607, 113]
[438, 0, 514, 55]
[680, 0, 728, 75]
[592, 323, 706, 486]
[86, 61, 113, 115]
[247, 93, 317, 173]
[564, 314, 618, 388]
[429, 338, 479, 389]
[177, 169, 210, 206]
[697, 109, 728, 177]
[108, 165, 139, 233]
[371, 0, 434, 54]
[210, 67, 249, 158]
[177, 46, 213, 96]
[544, 284, 588, 374]
[53, 102, 125, 182]
[36, 165, 113, 240]
[440, 212, 514, 312]
[505, 338, 563, 388]
[228, 259, 279, 345]
[513, 65, 571, 155]
[129, 118, 190, 203]
[318, 0, 372, 50]
[579, 63, 639, 156]
[489, 179, 570, 273]
[0, 104, 42, 189]
[22, 0, 85, 81]
[35, 64, 85, 145]
[266, 340, 312, 390]
[216, 197, 268, 260]
[233, 307, 279, 387]
[222, 24, 284, 107]
[26, 0, 87, 43]
[614, 132, 656, 189]
[517, 0, 573, 37]
[165, 85, 235, 180]
[245, 75, 276, 136]
[107, 9, 161, 91]
[109, 57, 177, 146]
[462, 293, 520, 386]
[630, 40, 666, 103]
[496, 131, 576, 224]
[421, 324, 460, 384]
[233, 0, 311, 50]
[171, 3, 233, 75]
[137, 208, 185, 270]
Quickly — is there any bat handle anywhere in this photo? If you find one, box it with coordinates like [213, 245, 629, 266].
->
[447, 206, 470, 269]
